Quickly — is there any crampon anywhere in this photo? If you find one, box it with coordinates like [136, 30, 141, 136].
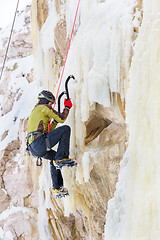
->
[53, 158, 78, 170]
[55, 187, 69, 199]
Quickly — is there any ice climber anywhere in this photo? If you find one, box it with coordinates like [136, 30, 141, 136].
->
[26, 90, 77, 198]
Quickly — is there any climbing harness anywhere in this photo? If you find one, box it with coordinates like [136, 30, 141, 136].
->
[26, 131, 42, 156]
[26, 131, 47, 167]
[0, 0, 20, 81]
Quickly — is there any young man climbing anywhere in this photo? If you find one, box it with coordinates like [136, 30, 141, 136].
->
[26, 90, 77, 198]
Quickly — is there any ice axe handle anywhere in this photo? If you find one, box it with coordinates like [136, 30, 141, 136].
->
[58, 91, 66, 113]
[65, 75, 75, 100]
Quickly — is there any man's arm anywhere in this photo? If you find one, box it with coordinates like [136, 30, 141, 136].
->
[51, 107, 70, 122]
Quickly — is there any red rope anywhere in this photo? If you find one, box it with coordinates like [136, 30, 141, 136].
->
[53, 0, 80, 109]
[48, 0, 80, 132]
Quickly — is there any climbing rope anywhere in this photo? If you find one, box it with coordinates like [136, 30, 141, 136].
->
[53, 0, 81, 109]
[0, 0, 20, 81]
[48, 0, 81, 132]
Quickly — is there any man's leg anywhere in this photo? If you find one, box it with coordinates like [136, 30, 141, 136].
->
[46, 125, 71, 160]
[50, 161, 63, 189]
[46, 125, 77, 170]
[43, 150, 63, 189]
[43, 150, 69, 198]
[29, 135, 47, 157]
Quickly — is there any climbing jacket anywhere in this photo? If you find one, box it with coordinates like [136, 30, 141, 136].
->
[27, 103, 70, 145]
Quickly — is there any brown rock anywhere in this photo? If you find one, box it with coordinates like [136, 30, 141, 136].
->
[0, 189, 10, 213]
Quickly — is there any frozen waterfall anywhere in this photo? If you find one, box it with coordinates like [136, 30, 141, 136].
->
[105, 0, 160, 239]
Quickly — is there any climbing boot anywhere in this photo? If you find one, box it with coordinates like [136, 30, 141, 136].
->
[53, 158, 78, 170]
[55, 187, 69, 199]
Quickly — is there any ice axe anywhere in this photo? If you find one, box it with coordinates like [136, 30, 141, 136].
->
[58, 75, 76, 112]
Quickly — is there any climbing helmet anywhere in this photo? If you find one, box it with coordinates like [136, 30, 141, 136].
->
[38, 90, 55, 103]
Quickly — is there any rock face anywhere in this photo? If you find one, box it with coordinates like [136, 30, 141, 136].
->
[0, 1, 142, 240]
[0, 6, 40, 240]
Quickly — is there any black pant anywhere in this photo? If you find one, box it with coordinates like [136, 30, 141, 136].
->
[28, 125, 71, 189]
[43, 150, 63, 190]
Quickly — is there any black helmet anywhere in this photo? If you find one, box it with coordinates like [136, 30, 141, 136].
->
[38, 90, 55, 103]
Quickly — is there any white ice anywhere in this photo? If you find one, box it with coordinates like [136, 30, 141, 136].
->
[104, 0, 160, 239]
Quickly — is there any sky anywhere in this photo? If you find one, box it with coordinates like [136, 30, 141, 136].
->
[0, 0, 31, 28]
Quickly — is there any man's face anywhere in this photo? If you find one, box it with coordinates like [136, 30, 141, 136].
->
[48, 101, 53, 107]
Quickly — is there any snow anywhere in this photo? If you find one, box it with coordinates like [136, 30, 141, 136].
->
[0, 3, 41, 151]
[0, 227, 4, 239]
[5, 231, 13, 240]
[0, 206, 29, 221]
[0, 0, 31, 28]
[0, 56, 40, 151]
[13, 8, 31, 33]
[37, 162, 53, 240]
[0, 2, 31, 49]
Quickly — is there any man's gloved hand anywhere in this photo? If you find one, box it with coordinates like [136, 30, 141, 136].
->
[64, 98, 73, 109]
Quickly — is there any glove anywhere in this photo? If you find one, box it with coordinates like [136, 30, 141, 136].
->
[64, 98, 73, 109]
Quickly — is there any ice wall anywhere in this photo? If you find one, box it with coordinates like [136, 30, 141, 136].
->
[32, 0, 59, 89]
[105, 0, 160, 239]
[32, 0, 137, 238]
[64, 0, 136, 101]
[56, 0, 136, 214]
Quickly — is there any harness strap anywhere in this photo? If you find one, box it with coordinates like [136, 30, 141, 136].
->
[26, 131, 44, 156]
[26, 131, 44, 141]
[26, 132, 50, 167]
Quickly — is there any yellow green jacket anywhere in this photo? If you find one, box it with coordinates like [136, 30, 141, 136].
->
[27, 103, 70, 144]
